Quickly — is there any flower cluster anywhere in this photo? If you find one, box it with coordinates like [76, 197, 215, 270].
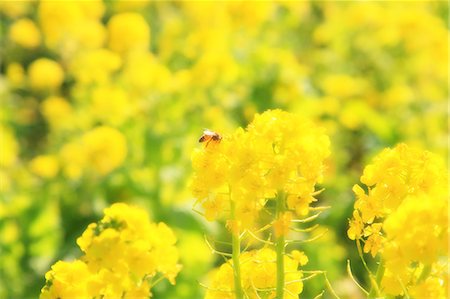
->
[191, 109, 330, 230]
[348, 143, 448, 297]
[40, 203, 181, 298]
[205, 248, 307, 299]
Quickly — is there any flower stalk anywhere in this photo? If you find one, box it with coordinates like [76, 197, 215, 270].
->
[230, 194, 244, 299]
[275, 191, 286, 299]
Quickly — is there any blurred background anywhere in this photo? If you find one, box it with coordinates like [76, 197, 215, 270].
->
[0, 1, 448, 298]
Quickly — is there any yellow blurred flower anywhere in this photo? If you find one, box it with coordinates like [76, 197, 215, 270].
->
[70, 49, 121, 84]
[28, 58, 64, 91]
[91, 86, 131, 126]
[9, 18, 41, 48]
[59, 142, 86, 180]
[39, 1, 105, 51]
[82, 126, 127, 176]
[29, 155, 59, 179]
[321, 74, 367, 99]
[0, 0, 33, 18]
[0, 126, 19, 168]
[6, 63, 25, 86]
[40, 96, 73, 130]
[107, 12, 150, 54]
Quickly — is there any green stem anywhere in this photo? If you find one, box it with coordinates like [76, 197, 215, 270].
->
[230, 195, 244, 299]
[276, 191, 286, 299]
[356, 239, 381, 298]
[368, 259, 384, 298]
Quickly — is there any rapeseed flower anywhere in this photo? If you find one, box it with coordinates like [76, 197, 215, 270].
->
[59, 126, 127, 178]
[107, 12, 150, 54]
[9, 18, 41, 48]
[205, 248, 303, 299]
[82, 126, 127, 175]
[41, 203, 181, 298]
[38, 0, 105, 51]
[192, 109, 330, 229]
[29, 155, 59, 179]
[28, 58, 64, 91]
[40, 96, 73, 131]
[348, 144, 448, 296]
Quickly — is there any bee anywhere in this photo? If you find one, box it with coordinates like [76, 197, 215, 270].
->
[199, 129, 222, 147]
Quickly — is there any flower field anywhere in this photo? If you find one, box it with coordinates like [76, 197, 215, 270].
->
[0, 1, 448, 298]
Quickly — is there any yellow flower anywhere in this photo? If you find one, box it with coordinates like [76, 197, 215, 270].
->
[347, 210, 363, 240]
[191, 109, 330, 229]
[40, 260, 95, 299]
[59, 141, 87, 180]
[91, 86, 131, 126]
[38, 1, 105, 51]
[205, 248, 303, 299]
[107, 13, 150, 54]
[40, 96, 73, 130]
[28, 58, 64, 91]
[349, 144, 448, 296]
[70, 49, 121, 84]
[0, 126, 19, 168]
[43, 203, 180, 298]
[81, 126, 128, 175]
[290, 250, 309, 266]
[6, 63, 25, 86]
[9, 18, 41, 48]
[273, 211, 292, 238]
[320, 74, 366, 99]
[29, 155, 59, 179]
[0, 0, 33, 18]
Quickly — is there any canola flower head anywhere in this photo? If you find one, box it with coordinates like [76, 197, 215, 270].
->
[191, 109, 330, 229]
[40, 96, 73, 131]
[205, 247, 303, 299]
[38, 0, 105, 51]
[9, 18, 41, 48]
[41, 203, 181, 298]
[348, 143, 448, 296]
[59, 126, 128, 179]
[107, 12, 150, 54]
[82, 126, 128, 175]
[29, 155, 59, 179]
[28, 58, 64, 91]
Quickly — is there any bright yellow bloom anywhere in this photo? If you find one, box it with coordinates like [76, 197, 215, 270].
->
[41, 203, 181, 298]
[40, 260, 96, 299]
[9, 18, 41, 48]
[205, 248, 303, 299]
[290, 250, 308, 266]
[107, 13, 150, 54]
[348, 144, 448, 296]
[191, 109, 330, 229]
[29, 155, 59, 179]
[28, 58, 64, 91]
